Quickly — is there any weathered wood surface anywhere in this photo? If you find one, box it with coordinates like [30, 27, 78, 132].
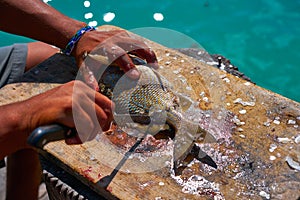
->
[0, 25, 299, 199]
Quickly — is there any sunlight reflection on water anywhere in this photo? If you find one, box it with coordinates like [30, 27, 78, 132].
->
[2, 0, 300, 101]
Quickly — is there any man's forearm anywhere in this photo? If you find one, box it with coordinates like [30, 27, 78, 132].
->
[0, 0, 86, 49]
[0, 102, 30, 159]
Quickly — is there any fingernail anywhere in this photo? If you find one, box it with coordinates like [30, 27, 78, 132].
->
[128, 69, 140, 78]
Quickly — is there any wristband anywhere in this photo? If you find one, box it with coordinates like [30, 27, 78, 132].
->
[61, 25, 96, 56]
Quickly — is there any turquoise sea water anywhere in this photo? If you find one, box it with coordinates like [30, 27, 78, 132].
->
[1, 0, 299, 102]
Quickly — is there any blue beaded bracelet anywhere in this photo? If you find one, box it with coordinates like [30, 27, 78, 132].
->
[62, 25, 96, 56]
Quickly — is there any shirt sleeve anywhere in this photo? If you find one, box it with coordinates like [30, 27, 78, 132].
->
[0, 43, 28, 88]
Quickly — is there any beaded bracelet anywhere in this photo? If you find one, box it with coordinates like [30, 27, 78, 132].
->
[61, 25, 96, 56]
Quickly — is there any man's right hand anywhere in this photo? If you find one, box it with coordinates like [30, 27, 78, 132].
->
[25, 81, 113, 144]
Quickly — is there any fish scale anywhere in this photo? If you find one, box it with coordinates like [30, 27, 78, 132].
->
[99, 65, 180, 122]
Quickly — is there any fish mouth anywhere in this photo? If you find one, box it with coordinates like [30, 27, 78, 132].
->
[113, 111, 177, 139]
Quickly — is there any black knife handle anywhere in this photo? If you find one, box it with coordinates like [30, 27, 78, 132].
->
[27, 124, 76, 149]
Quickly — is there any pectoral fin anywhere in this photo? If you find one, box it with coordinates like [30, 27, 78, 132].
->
[177, 93, 194, 112]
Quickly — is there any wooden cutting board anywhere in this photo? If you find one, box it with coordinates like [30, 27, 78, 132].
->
[0, 25, 299, 199]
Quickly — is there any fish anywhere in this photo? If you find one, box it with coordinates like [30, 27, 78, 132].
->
[87, 54, 216, 166]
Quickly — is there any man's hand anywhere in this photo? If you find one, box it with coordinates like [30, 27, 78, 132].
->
[73, 29, 158, 80]
[0, 81, 113, 157]
[0, 0, 158, 88]
[26, 81, 113, 144]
